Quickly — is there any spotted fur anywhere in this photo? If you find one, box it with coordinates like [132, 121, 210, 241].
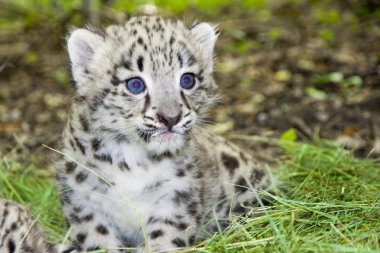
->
[57, 16, 272, 252]
[0, 199, 74, 253]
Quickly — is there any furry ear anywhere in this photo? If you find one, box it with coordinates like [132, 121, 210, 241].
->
[190, 22, 218, 63]
[67, 29, 104, 86]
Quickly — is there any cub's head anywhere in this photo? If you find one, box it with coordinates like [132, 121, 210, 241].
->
[67, 16, 218, 155]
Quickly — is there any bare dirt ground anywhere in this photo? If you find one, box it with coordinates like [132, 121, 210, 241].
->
[1, 2, 379, 166]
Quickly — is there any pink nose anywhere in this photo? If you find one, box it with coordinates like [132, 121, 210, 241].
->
[157, 113, 182, 129]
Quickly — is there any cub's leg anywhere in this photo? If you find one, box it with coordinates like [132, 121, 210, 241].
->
[220, 149, 272, 217]
[194, 135, 273, 232]
[137, 194, 200, 253]
[0, 199, 75, 253]
[62, 201, 127, 252]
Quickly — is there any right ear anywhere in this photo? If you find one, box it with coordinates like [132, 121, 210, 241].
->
[67, 29, 104, 86]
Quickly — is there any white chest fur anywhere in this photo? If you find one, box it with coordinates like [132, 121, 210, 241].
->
[64, 141, 191, 240]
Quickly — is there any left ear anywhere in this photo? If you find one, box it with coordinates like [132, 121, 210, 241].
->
[67, 28, 104, 87]
[190, 22, 218, 64]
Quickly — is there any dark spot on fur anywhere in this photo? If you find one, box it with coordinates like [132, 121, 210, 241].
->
[137, 129, 151, 142]
[91, 138, 101, 151]
[180, 91, 191, 109]
[177, 53, 183, 68]
[221, 152, 239, 176]
[172, 237, 186, 247]
[74, 137, 86, 155]
[89, 89, 110, 110]
[169, 36, 175, 45]
[143, 115, 154, 121]
[79, 114, 89, 132]
[0, 209, 9, 229]
[164, 218, 176, 227]
[10, 222, 17, 230]
[75, 172, 88, 183]
[147, 216, 158, 224]
[111, 75, 120, 86]
[254, 169, 265, 182]
[21, 245, 34, 252]
[69, 140, 76, 151]
[113, 133, 130, 143]
[150, 229, 164, 239]
[76, 233, 87, 244]
[235, 177, 249, 193]
[185, 164, 193, 171]
[145, 180, 165, 192]
[196, 70, 204, 82]
[232, 202, 248, 214]
[94, 153, 113, 164]
[173, 190, 192, 205]
[82, 214, 94, 222]
[137, 56, 144, 72]
[70, 213, 81, 223]
[189, 235, 196, 245]
[118, 161, 130, 171]
[187, 201, 198, 215]
[123, 60, 132, 70]
[65, 162, 77, 173]
[96, 224, 109, 235]
[176, 169, 185, 177]
[143, 123, 157, 129]
[150, 151, 173, 162]
[7, 239, 15, 253]
[187, 54, 196, 66]
[194, 171, 203, 179]
[121, 55, 132, 70]
[177, 222, 188, 231]
[141, 94, 150, 114]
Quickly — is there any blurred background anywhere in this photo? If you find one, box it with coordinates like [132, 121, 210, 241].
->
[1, 0, 379, 167]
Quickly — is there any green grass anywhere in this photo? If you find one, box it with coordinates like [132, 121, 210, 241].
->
[0, 156, 68, 243]
[191, 139, 380, 253]
[1, 139, 379, 252]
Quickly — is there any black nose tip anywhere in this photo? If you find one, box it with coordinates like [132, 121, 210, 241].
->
[157, 112, 182, 129]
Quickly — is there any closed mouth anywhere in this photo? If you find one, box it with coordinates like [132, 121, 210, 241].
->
[151, 129, 176, 137]
[138, 128, 182, 142]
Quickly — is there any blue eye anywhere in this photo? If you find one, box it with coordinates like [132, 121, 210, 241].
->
[126, 77, 145, 94]
[180, 73, 196, 89]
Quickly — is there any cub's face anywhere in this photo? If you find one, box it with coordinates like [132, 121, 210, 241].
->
[68, 16, 218, 155]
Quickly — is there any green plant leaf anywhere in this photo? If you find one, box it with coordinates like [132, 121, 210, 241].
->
[306, 87, 328, 100]
[345, 76, 363, 87]
[318, 28, 336, 42]
[328, 72, 344, 83]
[280, 128, 297, 142]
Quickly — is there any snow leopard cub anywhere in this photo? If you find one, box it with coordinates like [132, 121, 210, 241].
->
[0, 199, 74, 253]
[57, 16, 272, 252]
